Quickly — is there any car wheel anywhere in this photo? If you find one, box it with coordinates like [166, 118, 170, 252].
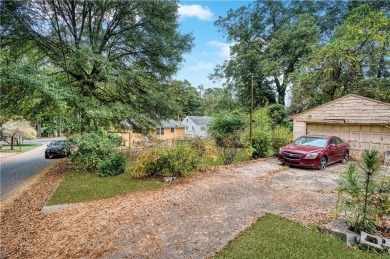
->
[342, 151, 349, 163]
[45, 153, 49, 159]
[319, 156, 327, 170]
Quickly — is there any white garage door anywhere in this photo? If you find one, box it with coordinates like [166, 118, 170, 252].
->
[307, 124, 390, 159]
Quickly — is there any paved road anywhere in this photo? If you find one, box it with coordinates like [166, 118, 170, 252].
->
[0, 138, 64, 200]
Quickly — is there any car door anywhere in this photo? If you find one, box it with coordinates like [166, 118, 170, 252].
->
[334, 137, 345, 161]
[327, 138, 339, 163]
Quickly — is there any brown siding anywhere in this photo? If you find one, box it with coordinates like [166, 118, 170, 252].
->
[292, 95, 390, 125]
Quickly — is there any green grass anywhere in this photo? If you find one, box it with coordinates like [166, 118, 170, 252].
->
[215, 214, 382, 259]
[47, 169, 163, 205]
[0, 143, 41, 153]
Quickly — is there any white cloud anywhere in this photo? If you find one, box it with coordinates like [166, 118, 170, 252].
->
[178, 4, 213, 21]
[208, 41, 234, 59]
[189, 61, 215, 71]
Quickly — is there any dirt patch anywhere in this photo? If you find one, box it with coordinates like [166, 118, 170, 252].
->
[1, 158, 342, 258]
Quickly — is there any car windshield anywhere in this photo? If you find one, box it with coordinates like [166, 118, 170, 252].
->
[49, 140, 65, 146]
[292, 136, 327, 148]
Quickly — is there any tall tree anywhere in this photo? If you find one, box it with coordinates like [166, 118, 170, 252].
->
[1, 0, 193, 130]
[291, 5, 390, 113]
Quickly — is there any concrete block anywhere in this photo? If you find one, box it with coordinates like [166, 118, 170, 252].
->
[164, 177, 177, 182]
[360, 231, 383, 252]
[319, 219, 360, 246]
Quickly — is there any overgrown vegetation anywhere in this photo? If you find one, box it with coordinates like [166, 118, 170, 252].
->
[215, 214, 380, 259]
[67, 132, 125, 177]
[208, 107, 292, 164]
[132, 141, 207, 178]
[336, 150, 390, 235]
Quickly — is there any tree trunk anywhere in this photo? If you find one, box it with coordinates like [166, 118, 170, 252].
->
[10, 135, 14, 150]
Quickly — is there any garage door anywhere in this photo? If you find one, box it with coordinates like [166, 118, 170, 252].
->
[307, 124, 390, 159]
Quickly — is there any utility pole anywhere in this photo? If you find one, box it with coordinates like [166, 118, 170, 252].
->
[250, 75, 254, 147]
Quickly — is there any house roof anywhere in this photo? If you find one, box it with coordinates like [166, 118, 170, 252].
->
[159, 119, 186, 128]
[187, 116, 210, 126]
[289, 94, 390, 124]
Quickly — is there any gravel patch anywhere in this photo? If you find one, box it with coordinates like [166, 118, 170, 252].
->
[1, 158, 344, 258]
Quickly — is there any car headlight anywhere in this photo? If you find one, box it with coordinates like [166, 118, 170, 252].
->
[304, 152, 318, 159]
[278, 148, 283, 154]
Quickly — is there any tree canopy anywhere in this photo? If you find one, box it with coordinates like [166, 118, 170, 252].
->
[1, 0, 193, 131]
[212, 0, 389, 113]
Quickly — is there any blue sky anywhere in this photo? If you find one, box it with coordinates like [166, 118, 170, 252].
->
[175, 1, 252, 88]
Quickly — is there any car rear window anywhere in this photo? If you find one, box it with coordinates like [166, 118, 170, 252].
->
[292, 137, 327, 148]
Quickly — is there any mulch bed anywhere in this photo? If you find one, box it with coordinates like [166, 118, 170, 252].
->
[1, 158, 339, 258]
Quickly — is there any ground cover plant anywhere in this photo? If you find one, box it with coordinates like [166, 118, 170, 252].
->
[0, 143, 40, 153]
[215, 214, 382, 259]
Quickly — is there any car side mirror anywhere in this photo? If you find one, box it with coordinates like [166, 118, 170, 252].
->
[329, 144, 336, 149]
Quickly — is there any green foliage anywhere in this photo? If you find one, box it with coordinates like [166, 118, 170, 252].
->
[215, 132, 245, 165]
[132, 143, 203, 178]
[245, 108, 272, 159]
[1, 0, 193, 132]
[209, 110, 246, 148]
[271, 126, 293, 155]
[336, 150, 389, 234]
[98, 153, 126, 177]
[291, 5, 390, 113]
[67, 132, 123, 176]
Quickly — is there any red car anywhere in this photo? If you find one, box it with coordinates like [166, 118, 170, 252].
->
[278, 135, 349, 170]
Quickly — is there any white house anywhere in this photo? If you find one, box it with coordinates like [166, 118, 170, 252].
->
[181, 116, 210, 138]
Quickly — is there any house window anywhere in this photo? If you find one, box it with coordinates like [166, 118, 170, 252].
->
[201, 126, 206, 131]
[186, 127, 188, 130]
[192, 126, 195, 130]
[156, 128, 164, 135]
[171, 128, 175, 133]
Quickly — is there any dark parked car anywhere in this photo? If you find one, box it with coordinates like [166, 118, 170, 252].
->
[278, 135, 349, 170]
[45, 140, 69, 159]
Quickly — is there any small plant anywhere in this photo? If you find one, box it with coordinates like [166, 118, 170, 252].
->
[216, 132, 244, 165]
[250, 128, 272, 159]
[336, 149, 389, 234]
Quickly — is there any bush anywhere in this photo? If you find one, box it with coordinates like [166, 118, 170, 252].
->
[271, 126, 293, 155]
[251, 128, 272, 159]
[67, 132, 123, 175]
[216, 132, 244, 165]
[98, 153, 126, 177]
[132, 143, 203, 178]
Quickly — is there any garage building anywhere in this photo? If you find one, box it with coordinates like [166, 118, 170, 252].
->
[290, 94, 390, 159]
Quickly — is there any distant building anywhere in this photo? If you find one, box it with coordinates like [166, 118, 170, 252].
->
[181, 116, 210, 138]
[113, 119, 185, 147]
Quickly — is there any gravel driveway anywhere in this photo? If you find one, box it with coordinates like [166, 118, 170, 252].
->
[1, 158, 346, 258]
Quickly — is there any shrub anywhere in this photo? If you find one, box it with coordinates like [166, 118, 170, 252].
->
[98, 153, 126, 177]
[271, 126, 293, 155]
[132, 143, 203, 178]
[250, 128, 272, 159]
[336, 149, 389, 235]
[67, 132, 123, 175]
[216, 132, 244, 165]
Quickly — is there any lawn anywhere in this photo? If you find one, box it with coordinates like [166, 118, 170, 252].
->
[47, 169, 163, 205]
[215, 214, 382, 259]
[0, 143, 41, 153]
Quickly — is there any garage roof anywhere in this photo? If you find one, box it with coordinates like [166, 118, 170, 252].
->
[290, 94, 390, 125]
